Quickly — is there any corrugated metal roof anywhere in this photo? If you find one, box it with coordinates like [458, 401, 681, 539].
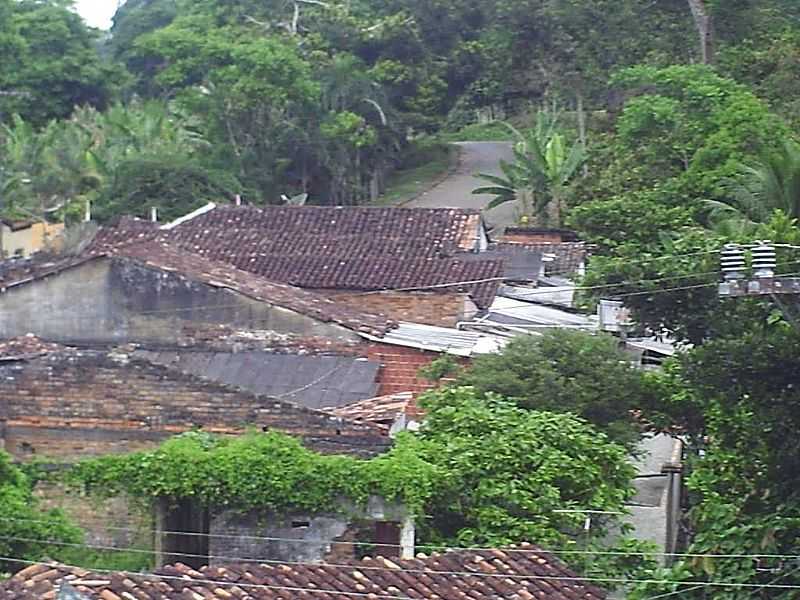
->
[486, 297, 598, 329]
[363, 322, 508, 356]
[499, 283, 575, 308]
[135, 350, 380, 409]
[625, 337, 678, 357]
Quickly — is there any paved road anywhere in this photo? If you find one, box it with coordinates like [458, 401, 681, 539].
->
[407, 141, 516, 228]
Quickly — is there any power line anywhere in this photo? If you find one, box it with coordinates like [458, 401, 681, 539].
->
[541, 248, 723, 278]
[501, 258, 800, 303]
[0, 533, 638, 583]
[1, 516, 799, 561]
[641, 584, 707, 599]
[1, 555, 799, 593]
[0, 556, 416, 599]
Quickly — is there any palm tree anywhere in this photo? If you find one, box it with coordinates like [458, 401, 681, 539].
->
[472, 111, 585, 226]
[706, 140, 800, 232]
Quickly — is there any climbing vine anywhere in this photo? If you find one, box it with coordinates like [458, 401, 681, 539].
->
[67, 431, 440, 517]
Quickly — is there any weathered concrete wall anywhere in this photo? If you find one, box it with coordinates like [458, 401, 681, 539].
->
[0, 258, 114, 341]
[208, 497, 413, 565]
[0, 258, 360, 344]
[210, 511, 351, 564]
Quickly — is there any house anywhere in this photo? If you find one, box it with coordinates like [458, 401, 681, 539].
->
[0, 240, 394, 345]
[0, 242, 504, 398]
[0, 336, 394, 555]
[2, 543, 608, 599]
[0, 214, 511, 397]
[91, 206, 506, 327]
[1, 218, 64, 258]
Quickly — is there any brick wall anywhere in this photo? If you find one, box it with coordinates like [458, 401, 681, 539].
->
[365, 342, 453, 397]
[0, 350, 389, 550]
[0, 351, 388, 463]
[324, 291, 477, 328]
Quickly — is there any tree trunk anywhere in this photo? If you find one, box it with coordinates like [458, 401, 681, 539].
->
[576, 90, 588, 177]
[686, 0, 714, 64]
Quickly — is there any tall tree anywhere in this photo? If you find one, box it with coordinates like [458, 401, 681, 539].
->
[0, 0, 123, 125]
[686, 0, 714, 64]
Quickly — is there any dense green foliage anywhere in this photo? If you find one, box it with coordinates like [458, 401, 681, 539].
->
[0, 0, 122, 125]
[416, 387, 636, 547]
[4, 0, 800, 593]
[68, 389, 644, 582]
[0, 451, 82, 572]
[456, 331, 656, 447]
[69, 430, 440, 516]
[2, 0, 800, 219]
[629, 324, 800, 599]
[1, 102, 218, 222]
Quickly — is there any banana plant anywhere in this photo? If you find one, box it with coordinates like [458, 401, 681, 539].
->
[472, 111, 586, 226]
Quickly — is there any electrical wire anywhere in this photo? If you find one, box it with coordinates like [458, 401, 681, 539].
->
[1, 533, 797, 594]
[2, 256, 798, 324]
[497, 258, 800, 302]
[748, 562, 800, 597]
[0, 555, 416, 599]
[540, 248, 723, 278]
[2, 555, 799, 592]
[640, 584, 707, 599]
[0, 516, 798, 561]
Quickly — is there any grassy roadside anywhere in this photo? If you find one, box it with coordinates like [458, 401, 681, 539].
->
[374, 139, 459, 206]
[439, 121, 514, 142]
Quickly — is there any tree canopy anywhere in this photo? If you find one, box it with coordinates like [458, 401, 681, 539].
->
[0, 451, 82, 572]
[455, 330, 657, 448]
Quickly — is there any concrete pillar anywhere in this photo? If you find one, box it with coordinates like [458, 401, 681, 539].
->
[154, 499, 166, 569]
[400, 517, 415, 560]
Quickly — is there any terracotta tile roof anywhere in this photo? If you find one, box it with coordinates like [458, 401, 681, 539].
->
[88, 215, 160, 251]
[91, 206, 502, 308]
[169, 205, 485, 252]
[1, 545, 608, 599]
[492, 242, 588, 277]
[0, 334, 66, 360]
[326, 392, 421, 425]
[0, 207, 502, 311]
[113, 241, 397, 337]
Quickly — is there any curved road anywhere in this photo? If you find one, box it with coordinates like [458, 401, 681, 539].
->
[407, 141, 516, 228]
